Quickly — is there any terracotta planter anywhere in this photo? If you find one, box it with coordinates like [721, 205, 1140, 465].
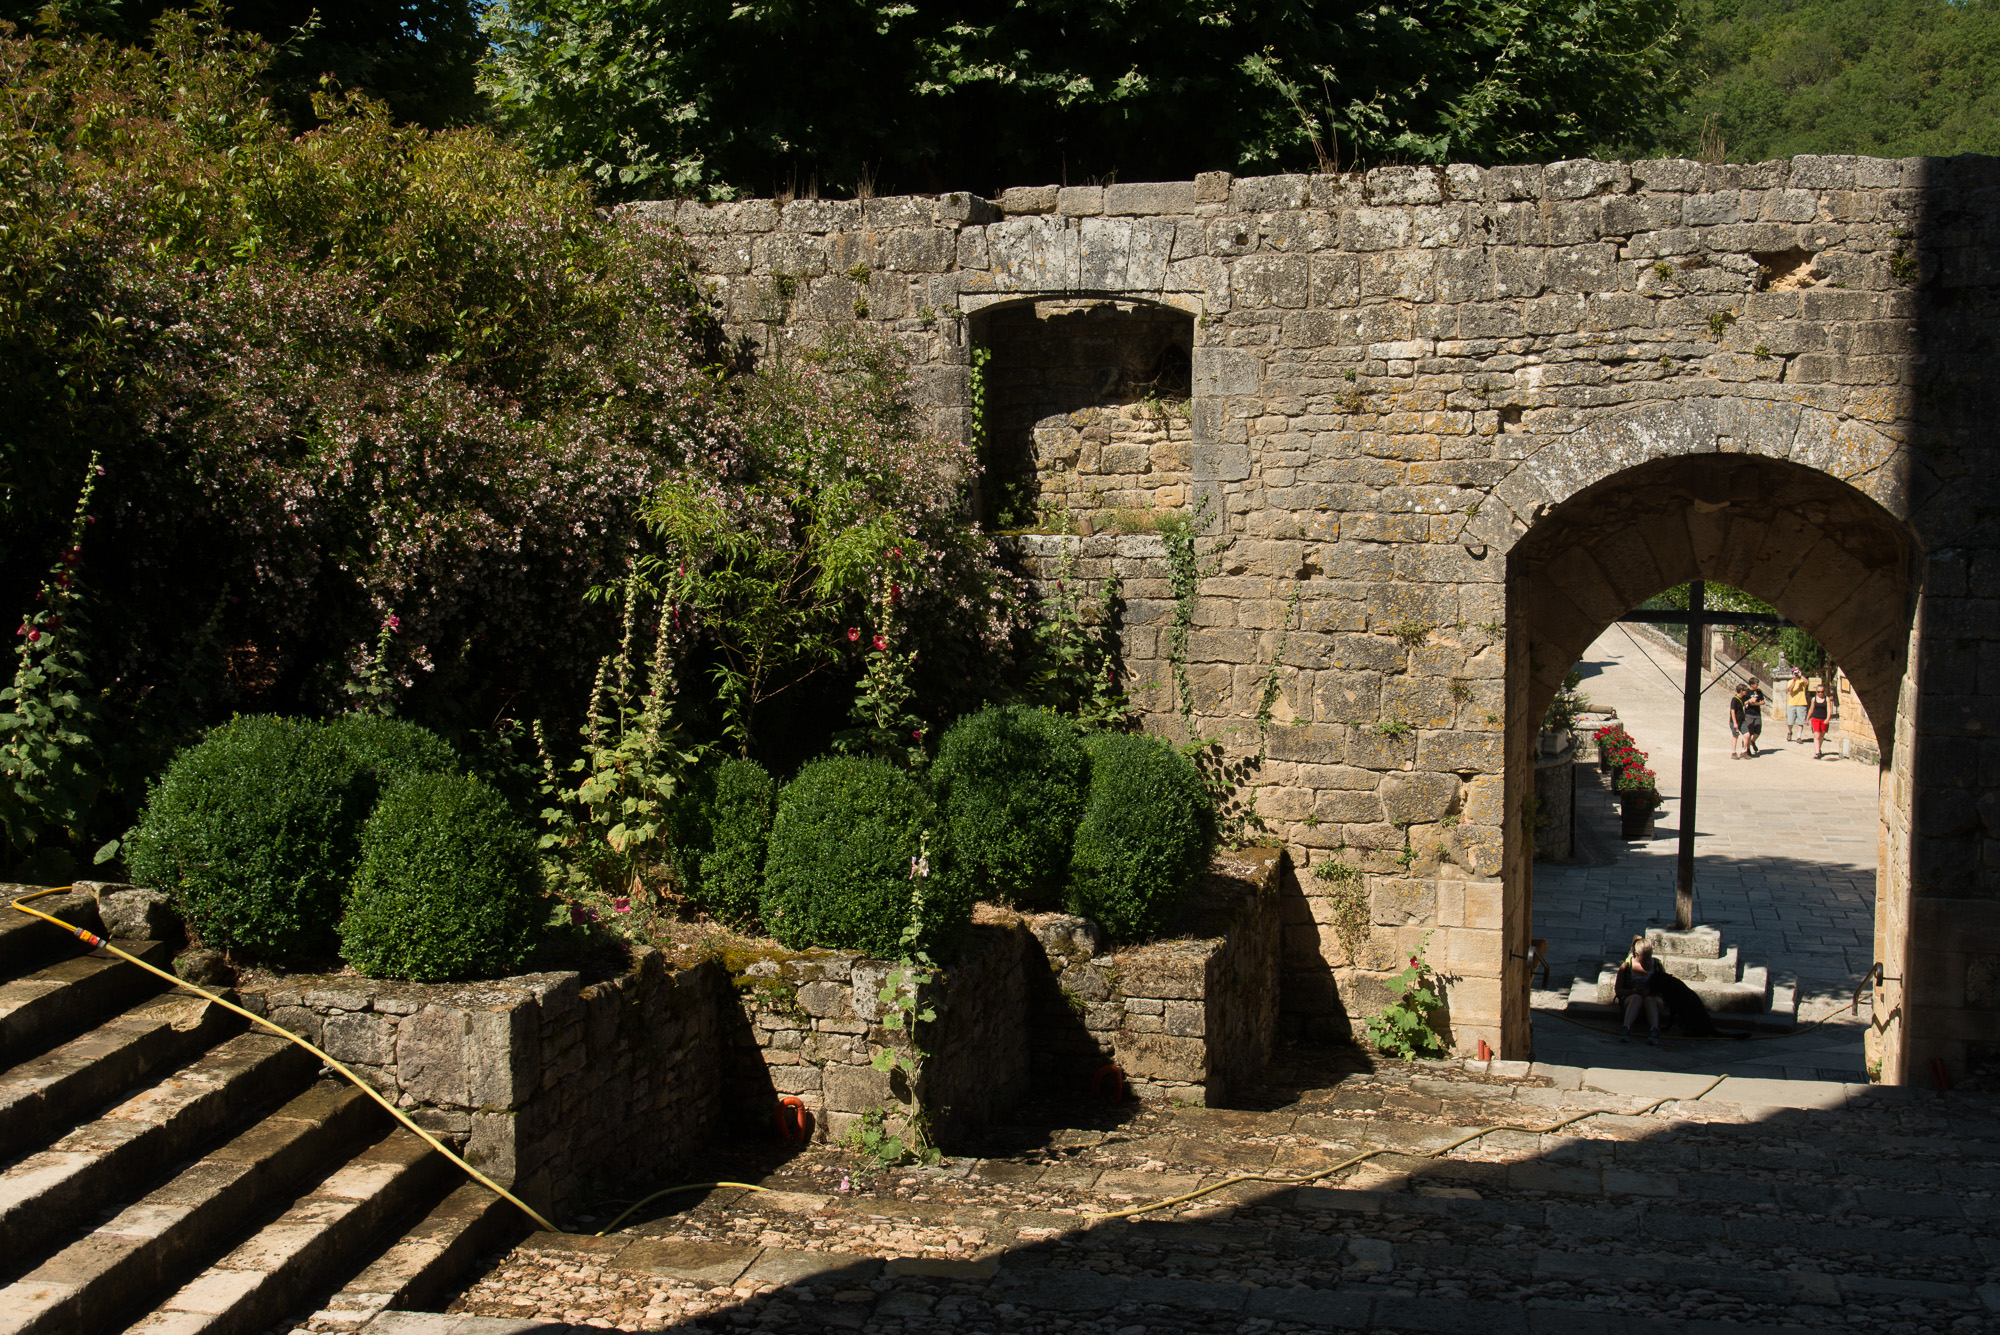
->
[1619, 791, 1658, 839]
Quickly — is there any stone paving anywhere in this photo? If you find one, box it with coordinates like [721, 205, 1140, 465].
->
[365, 1043, 2000, 1335]
[1531, 628, 1881, 1084]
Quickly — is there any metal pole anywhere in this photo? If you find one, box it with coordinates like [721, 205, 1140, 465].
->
[1675, 580, 1703, 931]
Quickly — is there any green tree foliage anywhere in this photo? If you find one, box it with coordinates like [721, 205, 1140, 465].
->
[3, 1, 487, 128]
[480, 0, 1685, 199]
[0, 14, 732, 863]
[1638, 0, 2000, 160]
[341, 771, 546, 981]
[638, 332, 1016, 756]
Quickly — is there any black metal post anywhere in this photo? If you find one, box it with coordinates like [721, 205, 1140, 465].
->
[1675, 580, 1704, 931]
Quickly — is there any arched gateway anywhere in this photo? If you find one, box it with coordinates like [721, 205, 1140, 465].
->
[646, 155, 2000, 1085]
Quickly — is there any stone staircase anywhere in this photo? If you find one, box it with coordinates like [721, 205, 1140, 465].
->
[1568, 924, 1801, 1032]
[410, 1050, 2000, 1335]
[0, 890, 520, 1335]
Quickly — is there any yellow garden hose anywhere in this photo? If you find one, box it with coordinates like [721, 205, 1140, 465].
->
[1086, 1073, 1728, 1222]
[8, 886, 562, 1234]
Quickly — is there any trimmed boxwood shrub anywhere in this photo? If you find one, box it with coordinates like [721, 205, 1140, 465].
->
[672, 757, 775, 928]
[124, 715, 373, 964]
[1068, 732, 1215, 938]
[760, 756, 969, 959]
[932, 705, 1088, 909]
[325, 713, 461, 791]
[340, 772, 545, 981]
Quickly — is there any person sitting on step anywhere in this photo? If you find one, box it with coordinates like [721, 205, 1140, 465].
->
[1615, 935, 1668, 1046]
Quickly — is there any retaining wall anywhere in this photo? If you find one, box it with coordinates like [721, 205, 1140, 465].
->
[235, 950, 726, 1215]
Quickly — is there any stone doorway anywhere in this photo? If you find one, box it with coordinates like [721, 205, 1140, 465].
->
[1501, 452, 1923, 1078]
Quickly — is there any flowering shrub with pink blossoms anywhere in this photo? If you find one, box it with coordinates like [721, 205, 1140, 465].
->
[0, 17, 735, 874]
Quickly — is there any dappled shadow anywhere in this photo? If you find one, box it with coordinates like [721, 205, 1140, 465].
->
[438, 1041, 2000, 1333]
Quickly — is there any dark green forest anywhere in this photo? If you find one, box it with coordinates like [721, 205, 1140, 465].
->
[10, 0, 2000, 195]
[1643, 0, 2000, 161]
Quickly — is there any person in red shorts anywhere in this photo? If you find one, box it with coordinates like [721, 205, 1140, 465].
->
[1808, 685, 1831, 758]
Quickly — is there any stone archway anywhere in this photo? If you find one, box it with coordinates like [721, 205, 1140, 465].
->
[1498, 445, 1924, 1076]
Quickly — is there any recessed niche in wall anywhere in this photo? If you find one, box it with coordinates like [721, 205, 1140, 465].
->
[972, 298, 1195, 531]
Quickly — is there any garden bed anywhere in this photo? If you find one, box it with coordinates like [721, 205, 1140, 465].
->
[1020, 846, 1282, 1106]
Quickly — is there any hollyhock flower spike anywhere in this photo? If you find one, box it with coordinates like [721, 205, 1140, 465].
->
[872, 633, 887, 651]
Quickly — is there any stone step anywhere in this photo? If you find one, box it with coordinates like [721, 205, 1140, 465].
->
[125, 1125, 458, 1335]
[299, 1182, 525, 1333]
[0, 891, 99, 980]
[1590, 961, 1772, 1013]
[0, 1032, 318, 1261]
[0, 1081, 381, 1335]
[0, 994, 239, 1160]
[0, 942, 174, 1062]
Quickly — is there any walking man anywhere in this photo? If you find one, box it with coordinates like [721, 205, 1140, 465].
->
[1742, 681, 1766, 757]
[1786, 667, 1810, 742]
[1729, 685, 1748, 759]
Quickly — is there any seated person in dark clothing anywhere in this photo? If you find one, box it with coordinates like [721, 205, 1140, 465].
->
[1615, 935, 1667, 1046]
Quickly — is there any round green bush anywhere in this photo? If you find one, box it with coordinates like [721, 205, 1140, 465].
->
[325, 713, 461, 790]
[124, 715, 374, 964]
[932, 705, 1088, 909]
[340, 772, 545, 981]
[672, 757, 775, 928]
[760, 756, 969, 959]
[1068, 732, 1215, 938]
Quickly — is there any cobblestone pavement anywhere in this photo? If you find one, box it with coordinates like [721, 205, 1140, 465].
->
[1531, 628, 1880, 1084]
[370, 1044, 2000, 1335]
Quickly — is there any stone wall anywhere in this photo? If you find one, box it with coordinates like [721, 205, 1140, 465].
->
[1025, 846, 1283, 1105]
[723, 922, 1035, 1149]
[647, 155, 2000, 1082]
[236, 950, 726, 1215]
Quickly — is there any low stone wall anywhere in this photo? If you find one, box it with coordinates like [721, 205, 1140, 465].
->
[236, 949, 727, 1215]
[723, 921, 1035, 1148]
[1026, 846, 1283, 1106]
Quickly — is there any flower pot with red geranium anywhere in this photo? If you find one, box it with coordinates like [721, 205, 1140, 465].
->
[1615, 764, 1661, 838]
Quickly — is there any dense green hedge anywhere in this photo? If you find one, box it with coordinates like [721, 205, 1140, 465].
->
[124, 716, 374, 964]
[760, 755, 968, 959]
[932, 705, 1088, 910]
[340, 772, 545, 981]
[1068, 732, 1215, 938]
[673, 757, 775, 929]
[325, 713, 461, 791]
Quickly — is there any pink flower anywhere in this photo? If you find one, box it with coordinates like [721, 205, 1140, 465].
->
[889, 582, 901, 607]
[872, 634, 888, 652]
[385, 615, 400, 632]
[912, 728, 924, 741]
[612, 897, 631, 914]
[890, 547, 902, 560]
[26, 630, 40, 643]
[569, 904, 598, 925]
[846, 627, 860, 643]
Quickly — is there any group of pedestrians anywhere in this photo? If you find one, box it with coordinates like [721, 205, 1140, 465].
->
[1728, 668, 1833, 759]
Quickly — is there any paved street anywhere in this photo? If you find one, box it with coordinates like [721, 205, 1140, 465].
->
[1531, 626, 1881, 1083]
